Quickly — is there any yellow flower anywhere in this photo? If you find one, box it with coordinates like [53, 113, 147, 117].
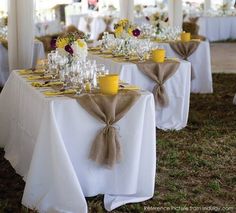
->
[118, 19, 129, 28]
[76, 39, 86, 48]
[56, 38, 69, 49]
[115, 26, 123, 37]
[128, 28, 133, 36]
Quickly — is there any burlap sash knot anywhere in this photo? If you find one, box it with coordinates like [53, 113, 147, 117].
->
[103, 16, 114, 32]
[76, 91, 140, 168]
[0, 39, 8, 49]
[135, 60, 180, 107]
[169, 41, 200, 79]
[85, 17, 93, 32]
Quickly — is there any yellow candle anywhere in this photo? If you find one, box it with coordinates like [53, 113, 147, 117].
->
[181, 32, 191, 42]
[99, 74, 119, 95]
[152, 49, 166, 63]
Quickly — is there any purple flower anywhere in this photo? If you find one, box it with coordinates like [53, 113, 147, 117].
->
[50, 38, 57, 49]
[132, 28, 141, 37]
[65, 44, 73, 55]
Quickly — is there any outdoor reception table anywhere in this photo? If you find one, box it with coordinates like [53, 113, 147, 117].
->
[0, 40, 45, 86]
[198, 16, 236, 42]
[0, 71, 156, 213]
[89, 53, 191, 130]
[157, 40, 213, 93]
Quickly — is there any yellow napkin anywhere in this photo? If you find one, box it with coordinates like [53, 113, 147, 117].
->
[43, 89, 76, 96]
[119, 85, 140, 91]
[27, 75, 51, 81]
[19, 69, 45, 75]
[31, 81, 63, 87]
[89, 47, 101, 51]
[165, 58, 179, 62]
[103, 55, 114, 58]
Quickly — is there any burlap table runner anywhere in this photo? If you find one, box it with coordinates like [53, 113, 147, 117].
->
[134, 60, 180, 107]
[103, 16, 114, 32]
[169, 41, 200, 79]
[72, 91, 140, 168]
[0, 39, 8, 49]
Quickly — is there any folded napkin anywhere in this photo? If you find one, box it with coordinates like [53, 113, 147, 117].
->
[103, 55, 114, 58]
[119, 85, 140, 91]
[43, 89, 76, 96]
[31, 81, 63, 87]
[74, 91, 141, 168]
[19, 69, 45, 75]
[89, 47, 101, 51]
[27, 75, 52, 81]
[191, 39, 201, 42]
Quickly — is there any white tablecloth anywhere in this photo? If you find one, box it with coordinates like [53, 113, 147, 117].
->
[158, 41, 213, 93]
[198, 16, 236, 41]
[88, 54, 191, 130]
[0, 71, 156, 213]
[0, 40, 45, 87]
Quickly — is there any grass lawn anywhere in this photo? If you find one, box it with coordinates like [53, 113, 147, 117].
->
[0, 74, 236, 213]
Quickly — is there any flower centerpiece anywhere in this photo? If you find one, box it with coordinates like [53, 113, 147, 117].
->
[148, 12, 169, 34]
[114, 19, 141, 38]
[51, 32, 88, 63]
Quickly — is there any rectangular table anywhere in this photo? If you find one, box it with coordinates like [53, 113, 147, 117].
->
[158, 41, 213, 93]
[89, 53, 191, 130]
[0, 71, 156, 213]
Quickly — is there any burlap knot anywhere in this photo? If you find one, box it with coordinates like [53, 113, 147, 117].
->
[103, 16, 114, 32]
[75, 91, 140, 168]
[135, 60, 180, 107]
[169, 41, 200, 80]
[85, 17, 93, 32]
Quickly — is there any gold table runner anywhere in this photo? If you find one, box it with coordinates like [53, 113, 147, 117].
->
[70, 91, 140, 168]
[169, 41, 200, 79]
[134, 60, 180, 107]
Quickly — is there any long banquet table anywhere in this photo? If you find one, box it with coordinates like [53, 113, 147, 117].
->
[158, 40, 213, 93]
[0, 40, 45, 86]
[0, 71, 156, 213]
[198, 16, 236, 42]
[88, 53, 191, 130]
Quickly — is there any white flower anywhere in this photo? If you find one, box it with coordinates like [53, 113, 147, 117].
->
[71, 39, 88, 61]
